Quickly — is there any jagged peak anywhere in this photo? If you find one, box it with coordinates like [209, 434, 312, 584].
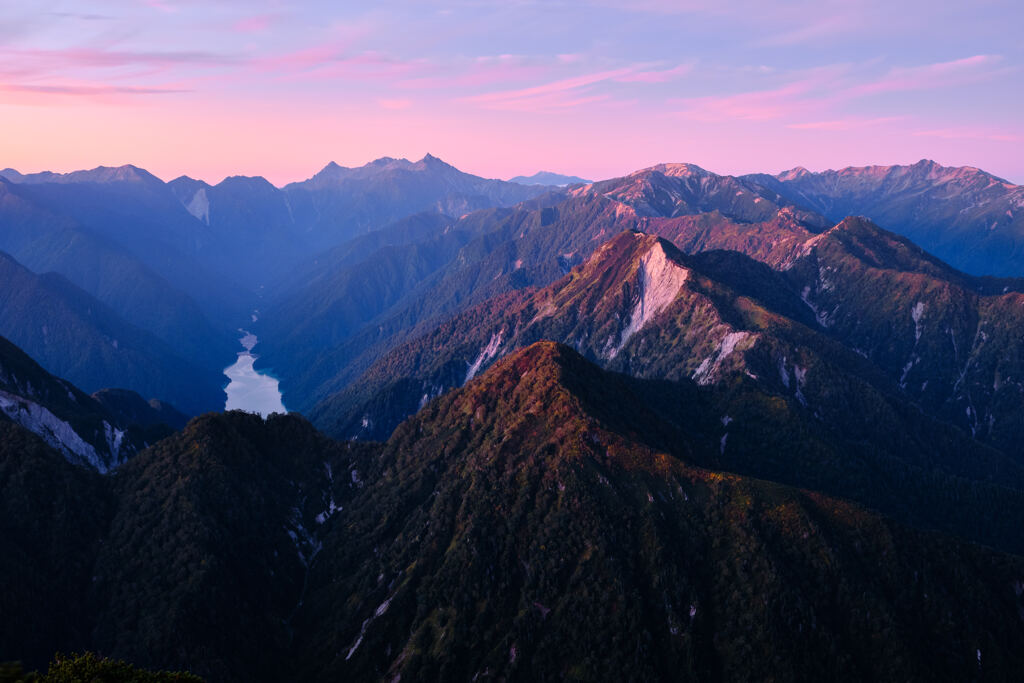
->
[70, 164, 162, 184]
[777, 166, 811, 181]
[0, 163, 165, 186]
[796, 159, 1014, 187]
[216, 174, 276, 190]
[636, 162, 714, 179]
[317, 160, 347, 175]
[411, 153, 457, 172]
[169, 174, 204, 185]
[584, 230, 687, 272]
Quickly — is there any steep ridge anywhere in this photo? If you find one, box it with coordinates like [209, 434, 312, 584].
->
[299, 343, 1024, 681]
[0, 335, 179, 471]
[4, 346, 1024, 681]
[783, 216, 1024, 450]
[0, 253, 226, 415]
[746, 159, 1024, 276]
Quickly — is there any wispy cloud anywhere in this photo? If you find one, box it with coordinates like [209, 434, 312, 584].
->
[462, 67, 634, 110]
[0, 46, 238, 72]
[672, 55, 1011, 125]
[788, 116, 907, 131]
[849, 55, 1006, 96]
[671, 67, 845, 121]
[913, 127, 1023, 143]
[398, 54, 549, 90]
[458, 62, 689, 111]
[755, 14, 856, 47]
[0, 82, 187, 95]
[614, 63, 693, 83]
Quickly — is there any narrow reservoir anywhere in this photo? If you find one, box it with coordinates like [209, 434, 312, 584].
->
[223, 331, 287, 417]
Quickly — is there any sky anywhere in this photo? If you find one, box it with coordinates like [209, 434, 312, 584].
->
[1, 0, 1022, 186]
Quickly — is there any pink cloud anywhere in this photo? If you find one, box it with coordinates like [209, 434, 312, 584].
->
[673, 80, 824, 122]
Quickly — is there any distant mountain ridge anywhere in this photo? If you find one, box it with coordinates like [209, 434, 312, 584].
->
[745, 159, 1024, 276]
[508, 170, 591, 185]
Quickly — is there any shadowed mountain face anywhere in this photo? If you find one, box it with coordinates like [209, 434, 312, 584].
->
[3, 344, 1024, 681]
[163, 154, 552, 287]
[745, 159, 1024, 277]
[0, 176, 236, 370]
[0, 335, 181, 471]
[0, 253, 226, 415]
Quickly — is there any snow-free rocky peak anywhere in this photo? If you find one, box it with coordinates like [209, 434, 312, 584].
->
[608, 234, 690, 358]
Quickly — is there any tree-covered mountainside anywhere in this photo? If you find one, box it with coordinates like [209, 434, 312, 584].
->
[745, 159, 1024, 277]
[0, 253, 225, 415]
[6, 344, 1022, 681]
[299, 342, 1024, 682]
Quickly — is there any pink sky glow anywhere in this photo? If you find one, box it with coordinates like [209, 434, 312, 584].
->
[0, 1, 1021, 185]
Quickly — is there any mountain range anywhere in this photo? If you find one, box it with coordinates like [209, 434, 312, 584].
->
[4, 154, 1024, 680]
